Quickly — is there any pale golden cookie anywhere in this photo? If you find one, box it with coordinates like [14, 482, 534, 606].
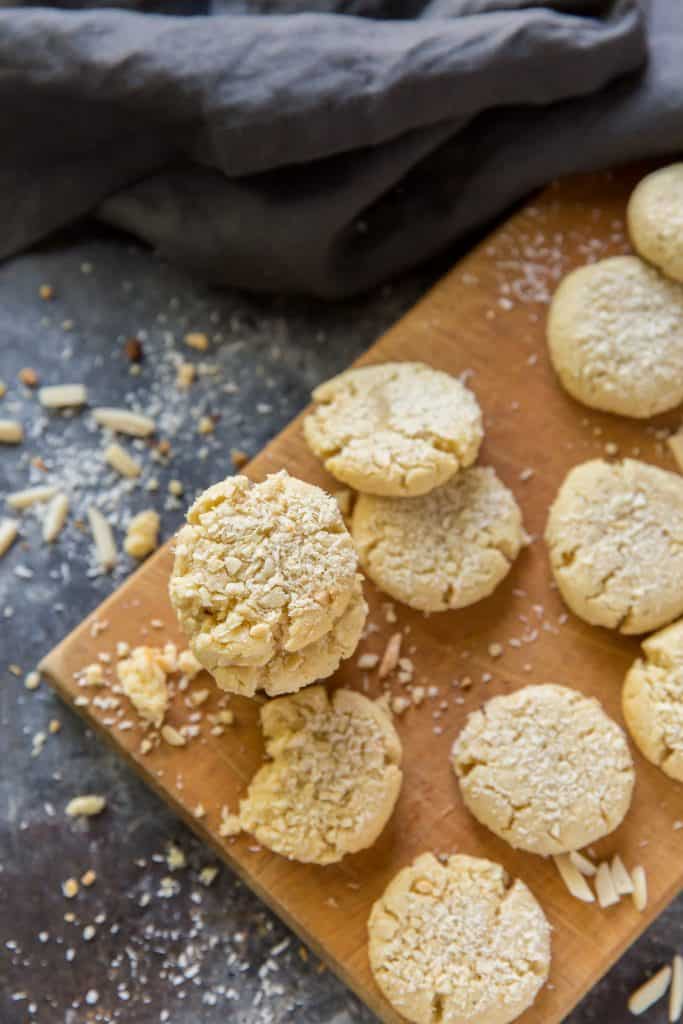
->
[169, 471, 358, 678]
[623, 618, 683, 782]
[238, 686, 402, 864]
[545, 458, 683, 634]
[352, 466, 524, 612]
[368, 852, 550, 1024]
[547, 255, 683, 417]
[451, 684, 634, 855]
[628, 164, 683, 283]
[303, 362, 483, 496]
[214, 575, 367, 697]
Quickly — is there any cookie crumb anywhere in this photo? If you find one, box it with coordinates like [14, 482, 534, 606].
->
[62, 878, 79, 899]
[161, 724, 186, 747]
[185, 331, 209, 351]
[24, 670, 40, 691]
[66, 795, 107, 818]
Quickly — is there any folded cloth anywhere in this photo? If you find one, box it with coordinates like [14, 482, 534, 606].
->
[0, 0, 679, 297]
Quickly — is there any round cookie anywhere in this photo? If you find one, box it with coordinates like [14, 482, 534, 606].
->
[628, 164, 683, 283]
[451, 684, 634, 855]
[352, 466, 524, 612]
[169, 471, 358, 676]
[303, 362, 483, 497]
[547, 255, 683, 417]
[238, 686, 402, 864]
[545, 458, 683, 634]
[368, 852, 550, 1024]
[622, 618, 683, 782]
[214, 575, 367, 697]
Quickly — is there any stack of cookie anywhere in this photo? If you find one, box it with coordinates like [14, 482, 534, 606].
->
[169, 470, 367, 699]
[303, 360, 527, 612]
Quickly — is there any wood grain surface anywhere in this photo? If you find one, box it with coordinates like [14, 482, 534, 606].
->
[40, 164, 683, 1024]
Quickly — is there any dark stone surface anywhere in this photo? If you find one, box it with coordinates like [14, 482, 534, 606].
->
[0, 228, 680, 1024]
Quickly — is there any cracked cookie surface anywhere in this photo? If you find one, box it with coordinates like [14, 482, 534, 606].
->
[351, 466, 524, 612]
[238, 686, 402, 864]
[169, 471, 359, 683]
[214, 575, 367, 697]
[451, 684, 634, 856]
[547, 255, 683, 417]
[545, 458, 683, 634]
[628, 164, 683, 284]
[623, 618, 683, 782]
[303, 362, 483, 497]
[368, 852, 550, 1024]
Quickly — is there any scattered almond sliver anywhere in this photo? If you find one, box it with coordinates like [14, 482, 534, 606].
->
[610, 854, 634, 896]
[553, 854, 594, 903]
[670, 955, 683, 1023]
[0, 419, 23, 443]
[93, 407, 155, 437]
[39, 384, 87, 408]
[87, 506, 117, 571]
[595, 861, 619, 908]
[569, 850, 597, 877]
[7, 485, 57, 510]
[0, 518, 18, 557]
[628, 965, 672, 1015]
[43, 493, 69, 543]
[632, 865, 648, 912]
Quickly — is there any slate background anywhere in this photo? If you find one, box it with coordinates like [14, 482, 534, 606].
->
[0, 226, 681, 1023]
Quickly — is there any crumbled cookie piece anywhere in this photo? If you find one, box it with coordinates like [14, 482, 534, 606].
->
[124, 509, 160, 560]
[117, 646, 169, 728]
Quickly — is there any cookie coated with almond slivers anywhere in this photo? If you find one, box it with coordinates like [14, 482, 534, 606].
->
[168, 471, 359, 685]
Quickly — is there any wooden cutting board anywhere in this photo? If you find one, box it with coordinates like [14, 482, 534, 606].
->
[40, 164, 683, 1024]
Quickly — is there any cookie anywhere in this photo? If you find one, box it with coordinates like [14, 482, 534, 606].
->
[214, 575, 367, 697]
[238, 686, 402, 864]
[451, 684, 634, 855]
[545, 458, 683, 634]
[368, 852, 550, 1024]
[628, 164, 683, 283]
[352, 467, 524, 612]
[547, 255, 683, 417]
[169, 471, 358, 675]
[303, 362, 483, 497]
[622, 618, 683, 782]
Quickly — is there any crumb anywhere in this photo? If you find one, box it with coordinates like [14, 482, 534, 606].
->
[185, 332, 209, 351]
[230, 448, 248, 469]
[62, 878, 79, 899]
[123, 337, 144, 362]
[199, 865, 219, 886]
[19, 367, 39, 387]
